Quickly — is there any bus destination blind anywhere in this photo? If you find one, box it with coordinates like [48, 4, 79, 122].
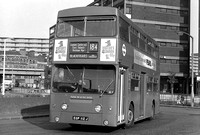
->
[69, 42, 98, 59]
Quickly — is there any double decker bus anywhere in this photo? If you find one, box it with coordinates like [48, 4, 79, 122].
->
[50, 6, 160, 127]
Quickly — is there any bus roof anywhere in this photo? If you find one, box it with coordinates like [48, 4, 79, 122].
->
[57, 6, 158, 46]
[58, 6, 118, 18]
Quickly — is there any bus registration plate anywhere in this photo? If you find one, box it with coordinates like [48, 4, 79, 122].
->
[72, 116, 89, 121]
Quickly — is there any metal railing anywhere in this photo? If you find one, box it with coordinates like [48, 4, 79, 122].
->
[1, 87, 50, 98]
[160, 93, 200, 107]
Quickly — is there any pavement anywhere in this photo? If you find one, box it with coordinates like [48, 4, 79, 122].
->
[160, 104, 200, 115]
[0, 91, 50, 120]
[0, 111, 49, 120]
[0, 105, 49, 120]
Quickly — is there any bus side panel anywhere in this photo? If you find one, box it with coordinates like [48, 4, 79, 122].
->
[131, 91, 141, 121]
[155, 91, 160, 114]
[145, 84, 160, 118]
[118, 40, 133, 68]
[127, 72, 142, 121]
[145, 91, 153, 118]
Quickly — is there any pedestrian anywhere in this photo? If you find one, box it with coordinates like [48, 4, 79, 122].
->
[177, 95, 181, 104]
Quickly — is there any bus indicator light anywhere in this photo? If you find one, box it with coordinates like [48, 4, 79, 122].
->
[122, 44, 126, 56]
[95, 104, 102, 112]
[61, 103, 68, 110]
[55, 117, 59, 122]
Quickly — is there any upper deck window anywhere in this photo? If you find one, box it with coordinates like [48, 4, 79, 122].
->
[119, 17, 129, 42]
[57, 16, 116, 37]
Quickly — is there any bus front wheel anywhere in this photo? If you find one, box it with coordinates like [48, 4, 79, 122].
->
[124, 105, 134, 128]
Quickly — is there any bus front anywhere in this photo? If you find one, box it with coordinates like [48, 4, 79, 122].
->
[50, 7, 120, 127]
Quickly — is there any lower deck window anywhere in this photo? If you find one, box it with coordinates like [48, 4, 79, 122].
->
[52, 64, 115, 94]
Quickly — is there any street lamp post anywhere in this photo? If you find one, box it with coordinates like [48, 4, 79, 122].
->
[2, 38, 14, 96]
[177, 31, 194, 107]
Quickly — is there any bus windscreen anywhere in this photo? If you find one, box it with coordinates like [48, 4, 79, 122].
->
[57, 16, 116, 37]
[52, 65, 115, 95]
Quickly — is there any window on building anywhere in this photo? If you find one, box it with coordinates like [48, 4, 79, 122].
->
[160, 25, 167, 29]
[166, 42, 171, 47]
[160, 8, 167, 13]
[160, 42, 166, 46]
[171, 60, 177, 64]
[171, 43, 177, 47]
[160, 59, 166, 63]
[171, 26, 177, 30]
[180, 10, 188, 15]
[126, 4, 132, 14]
[166, 59, 171, 63]
[180, 27, 188, 32]
[179, 60, 187, 64]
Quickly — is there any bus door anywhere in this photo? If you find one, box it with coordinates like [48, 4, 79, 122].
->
[117, 67, 126, 124]
[140, 72, 146, 116]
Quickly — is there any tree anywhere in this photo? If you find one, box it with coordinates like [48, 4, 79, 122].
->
[167, 72, 178, 103]
[167, 72, 177, 94]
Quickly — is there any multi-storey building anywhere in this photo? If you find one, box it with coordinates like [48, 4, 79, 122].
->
[0, 37, 49, 54]
[88, 0, 192, 94]
[0, 37, 49, 89]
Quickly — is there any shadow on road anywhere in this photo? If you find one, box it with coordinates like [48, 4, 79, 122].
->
[62, 124, 121, 133]
[21, 105, 119, 133]
[21, 104, 49, 118]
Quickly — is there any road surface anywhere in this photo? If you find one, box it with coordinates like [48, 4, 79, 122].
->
[0, 106, 200, 135]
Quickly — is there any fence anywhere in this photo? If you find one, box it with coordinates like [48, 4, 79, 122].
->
[1, 87, 50, 97]
[2, 87, 200, 107]
[12, 87, 50, 94]
[160, 93, 200, 107]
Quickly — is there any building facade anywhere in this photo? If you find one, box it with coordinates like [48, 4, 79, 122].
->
[0, 37, 49, 54]
[88, 0, 191, 94]
[0, 37, 48, 89]
[191, 53, 199, 76]
[191, 53, 200, 95]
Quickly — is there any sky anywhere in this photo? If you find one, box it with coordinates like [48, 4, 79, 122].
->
[0, 0, 93, 38]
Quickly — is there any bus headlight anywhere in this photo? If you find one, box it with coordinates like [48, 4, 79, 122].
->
[95, 104, 102, 112]
[61, 103, 68, 110]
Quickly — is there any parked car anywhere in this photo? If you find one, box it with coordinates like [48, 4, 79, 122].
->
[0, 84, 12, 91]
